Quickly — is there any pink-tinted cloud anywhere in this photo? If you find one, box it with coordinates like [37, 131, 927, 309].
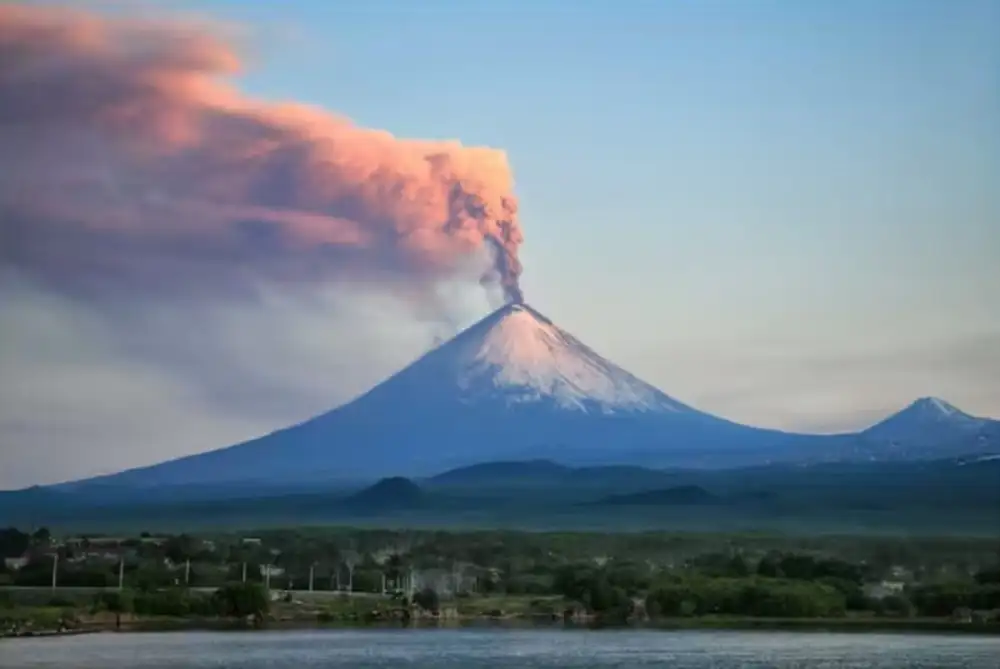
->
[0, 4, 524, 302]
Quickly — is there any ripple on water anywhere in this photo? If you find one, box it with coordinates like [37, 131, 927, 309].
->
[2, 629, 998, 669]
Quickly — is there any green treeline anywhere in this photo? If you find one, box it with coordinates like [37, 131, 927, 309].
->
[545, 552, 1000, 621]
[647, 578, 845, 618]
[3, 526, 999, 624]
[1, 582, 269, 634]
[90, 583, 268, 619]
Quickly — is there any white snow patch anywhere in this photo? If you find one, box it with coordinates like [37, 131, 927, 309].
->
[447, 304, 688, 413]
[919, 397, 959, 417]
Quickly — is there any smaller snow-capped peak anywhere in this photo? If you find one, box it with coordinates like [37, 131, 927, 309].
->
[899, 397, 984, 427]
[439, 302, 691, 413]
[863, 396, 986, 438]
[910, 396, 961, 417]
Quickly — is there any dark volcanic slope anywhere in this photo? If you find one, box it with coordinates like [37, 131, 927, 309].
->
[343, 477, 425, 511]
[428, 460, 573, 487]
[593, 485, 722, 507]
[855, 398, 1000, 458]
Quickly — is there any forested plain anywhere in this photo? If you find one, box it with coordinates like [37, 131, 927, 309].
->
[3, 526, 999, 634]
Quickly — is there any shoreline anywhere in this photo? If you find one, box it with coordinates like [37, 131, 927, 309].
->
[6, 616, 998, 639]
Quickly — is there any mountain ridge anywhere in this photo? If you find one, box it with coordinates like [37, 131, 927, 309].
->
[42, 303, 1000, 492]
[863, 396, 990, 437]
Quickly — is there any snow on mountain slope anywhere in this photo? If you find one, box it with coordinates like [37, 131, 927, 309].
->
[400, 302, 691, 413]
[863, 397, 990, 439]
[856, 397, 999, 460]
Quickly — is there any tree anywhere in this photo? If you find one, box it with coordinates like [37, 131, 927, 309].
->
[212, 583, 269, 622]
[646, 577, 846, 619]
[689, 552, 749, 578]
[878, 594, 915, 618]
[99, 589, 134, 629]
[0, 528, 30, 558]
[31, 527, 51, 545]
[341, 550, 359, 593]
[164, 535, 198, 564]
[413, 587, 440, 613]
[975, 565, 1000, 585]
[756, 552, 783, 578]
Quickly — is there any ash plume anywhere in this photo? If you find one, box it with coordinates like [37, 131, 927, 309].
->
[0, 4, 524, 303]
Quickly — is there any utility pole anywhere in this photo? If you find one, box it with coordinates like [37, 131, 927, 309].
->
[343, 552, 357, 594]
[264, 565, 271, 591]
[118, 557, 125, 591]
[51, 552, 58, 590]
[308, 564, 315, 592]
[241, 562, 247, 584]
[184, 559, 191, 586]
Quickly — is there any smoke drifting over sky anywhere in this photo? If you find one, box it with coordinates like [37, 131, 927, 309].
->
[0, 3, 523, 487]
[0, 4, 524, 303]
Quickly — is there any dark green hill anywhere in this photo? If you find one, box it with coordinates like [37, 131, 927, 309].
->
[2, 453, 997, 535]
[426, 459, 676, 494]
[592, 484, 722, 506]
[427, 460, 571, 487]
[343, 477, 425, 510]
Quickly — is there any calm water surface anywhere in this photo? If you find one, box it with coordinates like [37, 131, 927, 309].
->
[2, 629, 997, 668]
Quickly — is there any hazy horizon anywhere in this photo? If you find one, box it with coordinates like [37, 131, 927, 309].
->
[1, 0, 997, 488]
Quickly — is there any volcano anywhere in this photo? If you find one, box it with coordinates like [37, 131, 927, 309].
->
[73, 303, 793, 488]
[855, 397, 1000, 458]
[59, 303, 998, 490]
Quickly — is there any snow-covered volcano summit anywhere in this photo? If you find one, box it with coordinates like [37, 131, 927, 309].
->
[395, 302, 691, 413]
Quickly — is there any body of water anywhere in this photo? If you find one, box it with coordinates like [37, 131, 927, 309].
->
[2, 629, 997, 668]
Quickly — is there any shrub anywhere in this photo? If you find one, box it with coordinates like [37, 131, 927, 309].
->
[212, 582, 269, 619]
[646, 577, 846, 619]
[133, 588, 194, 617]
[95, 590, 134, 614]
[878, 594, 915, 618]
[413, 587, 440, 613]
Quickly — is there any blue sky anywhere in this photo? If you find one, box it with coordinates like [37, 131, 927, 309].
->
[2, 0, 997, 486]
[180, 0, 1000, 406]
[166, 2, 998, 317]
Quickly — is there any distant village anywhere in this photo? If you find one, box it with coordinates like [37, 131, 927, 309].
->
[3, 526, 998, 626]
[2, 528, 496, 601]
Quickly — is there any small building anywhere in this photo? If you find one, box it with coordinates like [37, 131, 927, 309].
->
[67, 536, 126, 547]
[260, 565, 285, 578]
[3, 555, 29, 571]
[972, 610, 995, 624]
[864, 580, 906, 600]
[888, 565, 913, 581]
[952, 607, 973, 623]
[410, 566, 478, 596]
[76, 551, 123, 564]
